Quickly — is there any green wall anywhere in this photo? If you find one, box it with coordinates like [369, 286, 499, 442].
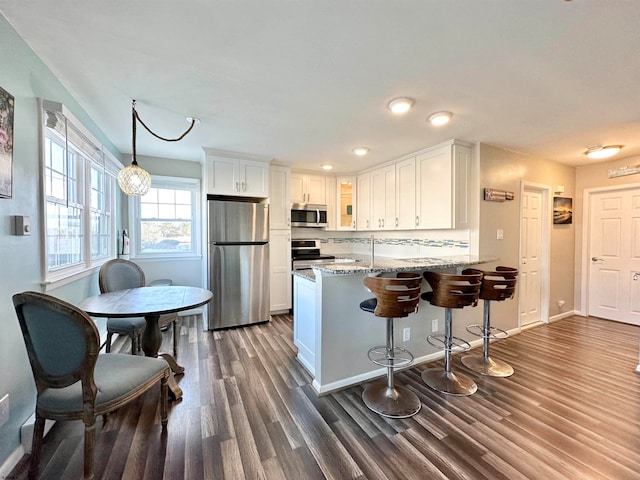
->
[0, 15, 123, 468]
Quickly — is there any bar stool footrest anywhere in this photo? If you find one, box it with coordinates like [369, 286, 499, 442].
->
[426, 334, 471, 353]
[367, 346, 414, 368]
[466, 324, 509, 340]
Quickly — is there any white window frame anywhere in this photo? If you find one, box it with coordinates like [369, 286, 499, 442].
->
[128, 175, 201, 260]
[40, 99, 121, 291]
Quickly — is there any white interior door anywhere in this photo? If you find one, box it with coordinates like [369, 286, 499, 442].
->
[520, 187, 543, 326]
[588, 188, 640, 325]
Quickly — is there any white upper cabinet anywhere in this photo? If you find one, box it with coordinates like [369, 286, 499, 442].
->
[395, 157, 416, 229]
[336, 176, 356, 230]
[370, 165, 396, 230]
[269, 166, 291, 230]
[356, 173, 371, 230]
[205, 150, 269, 197]
[291, 173, 326, 204]
[415, 140, 471, 229]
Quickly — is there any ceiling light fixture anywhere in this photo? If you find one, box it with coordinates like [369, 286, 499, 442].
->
[117, 100, 199, 196]
[352, 146, 369, 156]
[321, 164, 333, 171]
[428, 111, 453, 126]
[387, 97, 414, 114]
[584, 144, 623, 160]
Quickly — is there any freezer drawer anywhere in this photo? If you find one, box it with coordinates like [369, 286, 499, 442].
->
[208, 244, 270, 330]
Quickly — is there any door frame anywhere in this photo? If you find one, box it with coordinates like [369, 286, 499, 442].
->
[519, 181, 552, 326]
[580, 182, 640, 316]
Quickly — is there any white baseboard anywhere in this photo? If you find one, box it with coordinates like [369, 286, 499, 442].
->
[20, 415, 55, 452]
[549, 310, 577, 323]
[0, 445, 25, 479]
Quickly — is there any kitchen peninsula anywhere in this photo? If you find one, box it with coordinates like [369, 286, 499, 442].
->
[293, 254, 498, 394]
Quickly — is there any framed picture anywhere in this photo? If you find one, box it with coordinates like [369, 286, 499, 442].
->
[0, 86, 15, 199]
[553, 197, 572, 225]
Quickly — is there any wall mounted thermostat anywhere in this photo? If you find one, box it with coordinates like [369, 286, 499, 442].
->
[13, 215, 31, 236]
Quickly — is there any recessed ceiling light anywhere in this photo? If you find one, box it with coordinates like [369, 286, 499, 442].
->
[584, 145, 623, 159]
[387, 97, 414, 114]
[352, 146, 369, 156]
[321, 164, 333, 171]
[428, 111, 453, 126]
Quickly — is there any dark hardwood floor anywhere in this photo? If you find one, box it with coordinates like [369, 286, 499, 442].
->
[9, 313, 640, 479]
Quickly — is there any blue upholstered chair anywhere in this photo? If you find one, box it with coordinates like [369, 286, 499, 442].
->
[99, 259, 179, 356]
[12, 291, 170, 480]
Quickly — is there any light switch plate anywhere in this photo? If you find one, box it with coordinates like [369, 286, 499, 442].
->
[496, 229, 504, 240]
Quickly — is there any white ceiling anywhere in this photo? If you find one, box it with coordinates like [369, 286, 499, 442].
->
[2, 1, 639, 173]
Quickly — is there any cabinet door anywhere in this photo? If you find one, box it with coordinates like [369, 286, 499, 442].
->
[356, 173, 371, 230]
[270, 230, 291, 312]
[207, 155, 238, 195]
[370, 165, 395, 230]
[416, 147, 453, 229]
[336, 176, 356, 230]
[305, 175, 326, 204]
[453, 144, 471, 229]
[241, 160, 269, 197]
[293, 275, 316, 375]
[396, 158, 416, 230]
[269, 166, 291, 229]
[325, 176, 337, 230]
[290, 173, 306, 203]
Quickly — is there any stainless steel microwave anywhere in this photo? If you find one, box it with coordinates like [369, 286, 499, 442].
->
[291, 203, 328, 228]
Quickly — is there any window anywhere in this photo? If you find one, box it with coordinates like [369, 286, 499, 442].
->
[130, 176, 200, 258]
[41, 100, 119, 286]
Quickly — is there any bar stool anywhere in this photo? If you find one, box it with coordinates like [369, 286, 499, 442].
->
[359, 272, 422, 418]
[461, 266, 518, 377]
[421, 271, 482, 396]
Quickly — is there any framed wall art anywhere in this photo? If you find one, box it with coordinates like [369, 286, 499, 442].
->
[553, 196, 572, 225]
[0, 86, 14, 198]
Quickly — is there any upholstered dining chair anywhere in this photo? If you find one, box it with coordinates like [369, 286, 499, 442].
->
[12, 291, 170, 480]
[98, 259, 179, 356]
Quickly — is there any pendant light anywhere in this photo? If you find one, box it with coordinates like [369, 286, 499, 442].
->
[117, 100, 198, 196]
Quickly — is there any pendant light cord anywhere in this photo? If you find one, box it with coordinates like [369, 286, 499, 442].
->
[132, 99, 196, 147]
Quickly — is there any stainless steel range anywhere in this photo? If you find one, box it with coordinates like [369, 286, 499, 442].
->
[291, 239, 335, 271]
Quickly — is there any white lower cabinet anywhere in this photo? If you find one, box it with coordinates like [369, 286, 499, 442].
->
[269, 230, 291, 313]
[293, 275, 316, 375]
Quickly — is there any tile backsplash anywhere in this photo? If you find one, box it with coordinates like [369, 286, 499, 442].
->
[291, 228, 470, 258]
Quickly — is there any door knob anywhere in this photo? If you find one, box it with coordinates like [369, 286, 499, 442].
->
[634, 273, 639, 281]
[591, 257, 604, 262]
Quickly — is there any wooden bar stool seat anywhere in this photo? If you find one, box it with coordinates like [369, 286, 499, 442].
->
[359, 272, 422, 418]
[421, 270, 482, 396]
[461, 266, 518, 377]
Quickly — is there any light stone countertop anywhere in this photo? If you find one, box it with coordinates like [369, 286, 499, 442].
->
[292, 254, 498, 281]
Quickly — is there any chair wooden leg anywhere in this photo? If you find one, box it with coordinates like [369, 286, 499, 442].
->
[172, 320, 178, 357]
[105, 332, 113, 353]
[83, 418, 96, 480]
[160, 375, 169, 430]
[131, 333, 139, 355]
[28, 414, 45, 480]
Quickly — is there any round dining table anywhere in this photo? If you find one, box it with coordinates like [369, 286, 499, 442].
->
[78, 285, 212, 400]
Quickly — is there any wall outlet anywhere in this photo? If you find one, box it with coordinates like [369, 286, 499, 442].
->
[557, 300, 565, 308]
[402, 327, 410, 342]
[0, 394, 8, 427]
[431, 319, 439, 332]
[496, 229, 504, 240]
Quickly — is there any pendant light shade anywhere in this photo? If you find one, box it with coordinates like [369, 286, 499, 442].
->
[118, 99, 198, 196]
[117, 161, 151, 196]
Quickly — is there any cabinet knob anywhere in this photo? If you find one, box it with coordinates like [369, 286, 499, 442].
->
[416, 216, 419, 226]
[235, 182, 240, 191]
[381, 218, 384, 228]
[395, 218, 398, 227]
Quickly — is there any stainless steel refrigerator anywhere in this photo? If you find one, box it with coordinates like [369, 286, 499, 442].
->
[208, 197, 270, 330]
